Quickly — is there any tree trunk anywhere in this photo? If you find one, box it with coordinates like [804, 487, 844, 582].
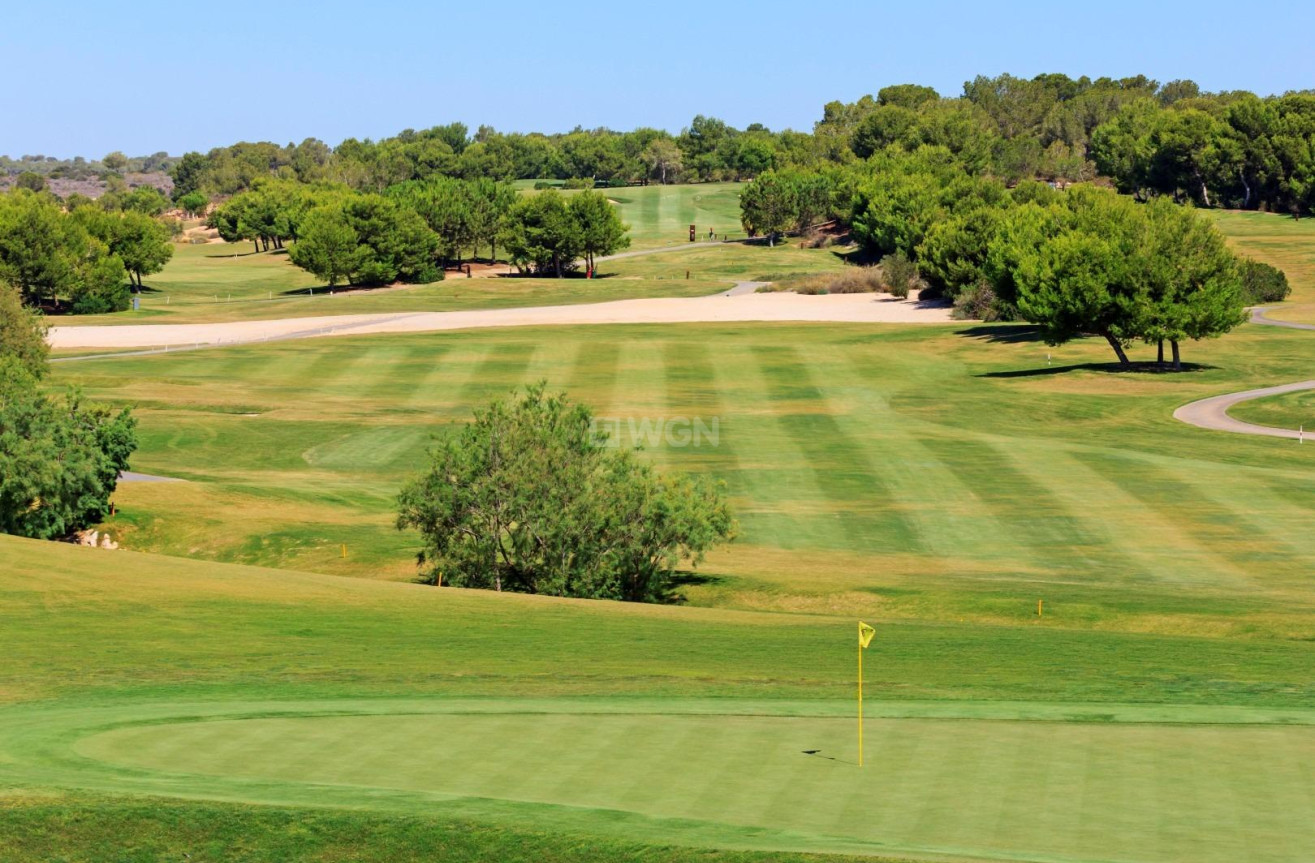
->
[1239, 170, 1253, 209]
[253, 239, 260, 253]
[1171, 339, 1182, 371]
[1157, 339, 1164, 365]
[1103, 332, 1131, 366]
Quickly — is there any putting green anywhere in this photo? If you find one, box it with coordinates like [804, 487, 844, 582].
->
[45, 702, 1315, 863]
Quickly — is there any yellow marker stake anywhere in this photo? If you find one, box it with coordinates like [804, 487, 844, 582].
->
[858, 621, 876, 767]
[1038, 599, 1044, 617]
[341, 544, 347, 559]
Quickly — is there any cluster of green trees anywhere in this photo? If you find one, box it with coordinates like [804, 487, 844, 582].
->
[211, 179, 628, 286]
[0, 285, 137, 539]
[149, 75, 1315, 217]
[743, 146, 1278, 367]
[819, 76, 1315, 214]
[289, 194, 441, 288]
[738, 169, 838, 244]
[0, 190, 173, 313]
[397, 384, 733, 602]
[1091, 92, 1315, 214]
[166, 120, 808, 198]
[989, 189, 1248, 368]
[498, 190, 629, 276]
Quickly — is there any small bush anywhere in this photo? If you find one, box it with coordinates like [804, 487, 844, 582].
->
[878, 252, 922, 299]
[1239, 259, 1291, 304]
[562, 177, 596, 190]
[953, 281, 1005, 321]
[764, 267, 884, 295]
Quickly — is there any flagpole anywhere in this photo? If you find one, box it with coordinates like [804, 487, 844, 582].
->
[858, 623, 864, 767]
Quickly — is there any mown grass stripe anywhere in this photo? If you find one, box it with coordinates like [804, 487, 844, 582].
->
[919, 436, 1134, 580]
[568, 337, 621, 416]
[707, 341, 852, 552]
[751, 344, 925, 555]
[1020, 446, 1256, 589]
[456, 340, 537, 404]
[1072, 450, 1307, 574]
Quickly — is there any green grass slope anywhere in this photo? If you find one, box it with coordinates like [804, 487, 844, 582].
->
[3, 536, 1315, 862]
[602, 183, 745, 249]
[1211, 209, 1315, 322]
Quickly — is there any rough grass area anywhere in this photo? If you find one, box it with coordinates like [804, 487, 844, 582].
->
[1211, 209, 1315, 322]
[755, 266, 885, 295]
[605, 243, 848, 283]
[0, 794, 885, 863]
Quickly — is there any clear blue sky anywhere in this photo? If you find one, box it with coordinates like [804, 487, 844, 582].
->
[4, 0, 1314, 158]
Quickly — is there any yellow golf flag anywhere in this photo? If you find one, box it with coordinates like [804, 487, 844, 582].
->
[859, 621, 876, 649]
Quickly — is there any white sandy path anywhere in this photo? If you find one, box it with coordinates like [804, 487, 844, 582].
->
[48, 290, 954, 351]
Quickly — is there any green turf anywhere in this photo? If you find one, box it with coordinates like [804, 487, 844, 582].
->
[1228, 387, 1315, 431]
[55, 319, 1315, 638]
[4, 537, 1315, 862]
[10, 201, 1315, 862]
[6, 702, 1307, 862]
[589, 183, 746, 250]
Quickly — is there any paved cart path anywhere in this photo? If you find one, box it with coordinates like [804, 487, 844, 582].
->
[1172, 308, 1314, 440]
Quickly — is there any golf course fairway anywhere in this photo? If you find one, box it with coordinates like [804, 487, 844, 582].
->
[2, 696, 1310, 863]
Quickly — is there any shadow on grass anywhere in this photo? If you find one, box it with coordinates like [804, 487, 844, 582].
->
[204, 249, 266, 258]
[956, 324, 1047, 343]
[661, 570, 725, 604]
[980, 361, 1217, 379]
[803, 750, 856, 766]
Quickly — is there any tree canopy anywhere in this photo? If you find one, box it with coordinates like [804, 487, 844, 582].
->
[0, 190, 132, 313]
[988, 188, 1245, 367]
[0, 302, 138, 539]
[288, 193, 442, 287]
[397, 384, 734, 602]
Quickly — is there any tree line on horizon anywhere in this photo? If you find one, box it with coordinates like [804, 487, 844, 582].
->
[8, 72, 1310, 217]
